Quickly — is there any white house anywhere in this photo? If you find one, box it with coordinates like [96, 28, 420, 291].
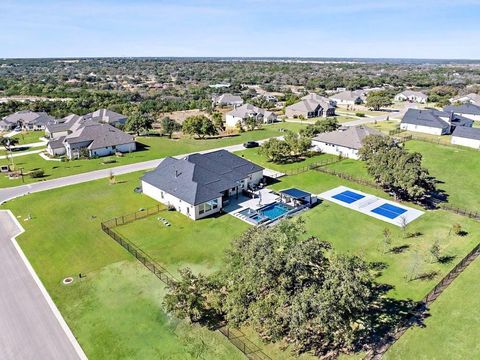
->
[449, 93, 480, 105]
[394, 90, 428, 103]
[451, 126, 480, 149]
[212, 93, 244, 107]
[400, 108, 473, 135]
[141, 150, 264, 220]
[444, 104, 480, 121]
[1, 111, 56, 131]
[61, 123, 136, 159]
[311, 125, 383, 160]
[225, 103, 277, 128]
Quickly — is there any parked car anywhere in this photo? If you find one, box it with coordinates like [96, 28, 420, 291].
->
[243, 141, 259, 148]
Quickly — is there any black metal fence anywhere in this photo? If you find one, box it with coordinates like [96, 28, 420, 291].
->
[439, 204, 480, 221]
[314, 166, 381, 189]
[101, 208, 272, 360]
[283, 157, 343, 176]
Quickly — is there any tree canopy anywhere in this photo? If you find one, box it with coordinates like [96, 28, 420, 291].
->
[182, 115, 218, 139]
[160, 116, 181, 138]
[259, 131, 311, 163]
[300, 117, 340, 138]
[365, 91, 393, 111]
[359, 135, 436, 201]
[124, 111, 154, 135]
[164, 218, 380, 358]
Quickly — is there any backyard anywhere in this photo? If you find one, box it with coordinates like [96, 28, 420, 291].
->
[0, 122, 306, 188]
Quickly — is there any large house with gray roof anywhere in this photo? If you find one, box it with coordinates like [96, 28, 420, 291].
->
[443, 103, 480, 121]
[141, 150, 264, 220]
[285, 93, 336, 119]
[225, 103, 277, 128]
[394, 90, 428, 103]
[212, 93, 244, 107]
[451, 126, 480, 149]
[0, 111, 56, 131]
[400, 108, 473, 135]
[449, 93, 480, 106]
[311, 125, 382, 159]
[82, 108, 128, 126]
[329, 90, 366, 106]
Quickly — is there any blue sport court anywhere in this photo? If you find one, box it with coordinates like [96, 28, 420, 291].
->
[332, 190, 365, 204]
[371, 203, 407, 219]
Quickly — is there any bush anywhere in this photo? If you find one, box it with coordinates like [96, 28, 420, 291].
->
[355, 112, 366, 117]
[29, 169, 44, 178]
[102, 158, 117, 164]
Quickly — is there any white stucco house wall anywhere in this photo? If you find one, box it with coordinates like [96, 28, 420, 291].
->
[444, 104, 480, 121]
[451, 126, 480, 149]
[394, 90, 428, 103]
[400, 108, 473, 136]
[141, 150, 264, 220]
[311, 125, 383, 160]
[225, 103, 277, 128]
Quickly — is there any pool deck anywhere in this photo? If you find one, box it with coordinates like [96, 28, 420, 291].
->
[223, 189, 280, 224]
[319, 186, 424, 226]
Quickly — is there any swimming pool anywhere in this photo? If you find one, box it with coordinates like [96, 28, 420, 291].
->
[371, 203, 407, 219]
[258, 202, 293, 221]
[332, 190, 365, 204]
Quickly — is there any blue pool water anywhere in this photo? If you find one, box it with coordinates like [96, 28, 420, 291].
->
[259, 202, 292, 220]
[332, 190, 365, 204]
[371, 203, 407, 219]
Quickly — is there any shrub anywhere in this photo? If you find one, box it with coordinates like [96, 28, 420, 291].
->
[29, 169, 44, 178]
[355, 112, 366, 117]
[102, 158, 117, 164]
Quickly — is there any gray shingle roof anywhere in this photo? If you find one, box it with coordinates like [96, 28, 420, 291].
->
[401, 109, 450, 129]
[213, 93, 244, 105]
[47, 136, 66, 149]
[2, 111, 56, 126]
[287, 93, 335, 114]
[452, 126, 480, 141]
[142, 150, 263, 205]
[444, 103, 480, 115]
[312, 125, 383, 150]
[396, 90, 428, 99]
[83, 109, 127, 125]
[64, 123, 135, 150]
[227, 103, 274, 119]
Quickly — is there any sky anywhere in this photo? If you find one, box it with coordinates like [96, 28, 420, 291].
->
[1, 0, 480, 59]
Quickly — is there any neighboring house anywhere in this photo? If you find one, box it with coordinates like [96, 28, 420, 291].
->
[1, 110, 56, 131]
[61, 123, 136, 159]
[311, 125, 383, 159]
[212, 93, 244, 107]
[400, 108, 473, 135]
[394, 90, 428, 103]
[225, 103, 277, 128]
[46, 136, 67, 156]
[329, 90, 366, 105]
[451, 126, 480, 149]
[285, 93, 336, 119]
[83, 109, 128, 126]
[141, 150, 264, 220]
[443, 104, 480, 121]
[449, 93, 480, 105]
[45, 114, 83, 138]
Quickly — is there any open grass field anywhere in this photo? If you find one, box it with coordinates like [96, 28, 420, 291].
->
[235, 148, 338, 172]
[384, 256, 480, 359]
[11, 131, 45, 144]
[0, 171, 244, 360]
[369, 119, 400, 134]
[0, 122, 306, 188]
[405, 140, 480, 210]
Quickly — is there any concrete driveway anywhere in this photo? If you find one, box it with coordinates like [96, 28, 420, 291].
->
[0, 211, 86, 360]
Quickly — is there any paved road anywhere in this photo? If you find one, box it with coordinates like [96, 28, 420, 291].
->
[0, 211, 86, 360]
[0, 139, 269, 204]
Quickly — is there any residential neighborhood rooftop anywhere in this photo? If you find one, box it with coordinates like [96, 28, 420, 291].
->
[312, 125, 382, 150]
[452, 126, 480, 140]
[444, 103, 480, 115]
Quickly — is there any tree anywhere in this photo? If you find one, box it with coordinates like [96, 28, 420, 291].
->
[300, 117, 339, 138]
[125, 111, 153, 136]
[429, 240, 441, 263]
[382, 228, 392, 254]
[283, 130, 311, 157]
[211, 112, 224, 131]
[160, 116, 181, 139]
[366, 91, 393, 111]
[359, 135, 436, 202]
[165, 219, 380, 357]
[258, 138, 291, 163]
[0, 136, 19, 168]
[182, 115, 218, 139]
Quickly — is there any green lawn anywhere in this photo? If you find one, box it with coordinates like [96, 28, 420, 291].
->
[269, 171, 480, 300]
[405, 140, 480, 210]
[385, 256, 480, 359]
[11, 131, 45, 144]
[234, 148, 338, 172]
[0, 123, 306, 188]
[369, 120, 401, 134]
[1, 171, 244, 360]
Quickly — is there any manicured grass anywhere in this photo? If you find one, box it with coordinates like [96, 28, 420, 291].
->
[324, 158, 371, 180]
[1, 172, 244, 359]
[269, 171, 480, 300]
[11, 131, 44, 144]
[398, 131, 452, 145]
[385, 256, 480, 359]
[405, 140, 480, 210]
[234, 148, 338, 172]
[0, 122, 307, 188]
[369, 120, 401, 134]
[115, 211, 250, 276]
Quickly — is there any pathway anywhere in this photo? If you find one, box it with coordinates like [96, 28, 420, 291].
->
[0, 149, 44, 160]
[0, 210, 87, 360]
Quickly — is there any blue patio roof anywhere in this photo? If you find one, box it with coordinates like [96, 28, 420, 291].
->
[279, 188, 311, 199]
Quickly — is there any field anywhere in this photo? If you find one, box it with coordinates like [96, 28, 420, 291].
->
[0, 122, 306, 188]
[1, 172, 244, 360]
[405, 140, 480, 210]
[11, 131, 45, 144]
[385, 255, 480, 359]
